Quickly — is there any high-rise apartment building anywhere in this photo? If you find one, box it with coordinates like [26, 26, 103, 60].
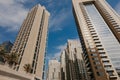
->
[47, 60, 61, 80]
[10, 4, 50, 80]
[72, 0, 120, 80]
[61, 40, 88, 80]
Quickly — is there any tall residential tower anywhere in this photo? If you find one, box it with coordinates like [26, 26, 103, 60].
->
[10, 4, 50, 80]
[72, 0, 120, 80]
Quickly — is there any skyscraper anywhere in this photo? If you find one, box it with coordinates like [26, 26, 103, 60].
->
[61, 40, 88, 80]
[47, 60, 61, 80]
[10, 4, 50, 80]
[72, 0, 120, 80]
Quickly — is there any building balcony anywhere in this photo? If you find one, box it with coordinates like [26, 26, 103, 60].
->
[100, 54, 107, 58]
[84, 54, 88, 60]
[87, 71, 92, 75]
[86, 67, 90, 70]
[109, 75, 118, 79]
[86, 62, 90, 67]
[106, 68, 114, 72]
[114, 25, 120, 29]
[104, 64, 112, 67]
[115, 27, 120, 30]
[102, 59, 110, 62]
[85, 58, 89, 64]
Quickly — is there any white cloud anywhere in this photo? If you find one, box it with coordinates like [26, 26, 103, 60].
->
[45, 55, 51, 60]
[115, 1, 120, 15]
[53, 43, 67, 59]
[56, 43, 67, 51]
[16, 0, 30, 3]
[46, 39, 80, 70]
[0, 0, 28, 32]
[53, 52, 61, 59]
[49, 8, 71, 31]
[46, 43, 67, 60]
[46, 52, 60, 61]
[46, 38, 80, 60]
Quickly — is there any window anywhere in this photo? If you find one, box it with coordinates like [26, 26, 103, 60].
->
[34, 77, 40, 80]
[98, 49, 104, 52]
[95, 41, 101, 44]
[107, 72, 114, 76]
[93, 38, 99, 41]
[91, 53, 97, 56]
[94, 61, 100, 65]
[54, 68, 56, 72]
[103, 61, 109, 64]
[95, 66, 102, 69]
[33, 53, 36, 59]
[97, 72, 104, 76]
[52, 72, 54, 79]
[90, 48, 96, 52]
[105, 66, 112, 70]
[92, 57, 98, 60]
[32, 60, 35, 67]
[74, 48, 77, 53]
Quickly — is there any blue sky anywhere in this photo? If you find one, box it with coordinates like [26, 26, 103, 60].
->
[0, 0, 120, 73]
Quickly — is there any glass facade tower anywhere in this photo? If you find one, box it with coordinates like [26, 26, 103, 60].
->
[72, 0, 120, 80]
[84, 3, 120, 70]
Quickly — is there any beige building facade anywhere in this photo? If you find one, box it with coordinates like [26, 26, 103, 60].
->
[60, 40, 88, 80]
[72, 0, 120, 80]
[0, 65, 33, 80]
[60, 51, 67, 80]
[8, 4, 50, 80]
[47, 60, 61, 80]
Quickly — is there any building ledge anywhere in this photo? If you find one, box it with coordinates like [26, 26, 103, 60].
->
[0, 64, 33, 80]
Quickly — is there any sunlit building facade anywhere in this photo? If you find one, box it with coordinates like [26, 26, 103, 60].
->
[10, 4, 50, 80]
[47, 60, 61, 80]
[72, 0, 120, 80]
[60, 40, 88, 80]
[60, 50, 67, 80]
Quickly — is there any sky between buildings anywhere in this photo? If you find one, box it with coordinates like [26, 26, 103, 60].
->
[0, 0, 120, 65]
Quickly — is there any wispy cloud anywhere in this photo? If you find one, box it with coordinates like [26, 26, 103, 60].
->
[53, 43, 67, 59]
[47, 0, 71, 31]
[0, 0, 71, 32]
[115, 1, 120, 15]
[56, 43, 67, 51]
[0, 0, 28, 32]
[16, 0, 30, 3]
[46, 38, 80, 60]
[52, 52, 61, 59]
[49, 9, 71, 31]
[46, 43, 67, 60]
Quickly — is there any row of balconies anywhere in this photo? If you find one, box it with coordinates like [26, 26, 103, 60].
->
[84, 2, 119, 79]
[81, 4, 118, 79]
[97, 1, 120, 34]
